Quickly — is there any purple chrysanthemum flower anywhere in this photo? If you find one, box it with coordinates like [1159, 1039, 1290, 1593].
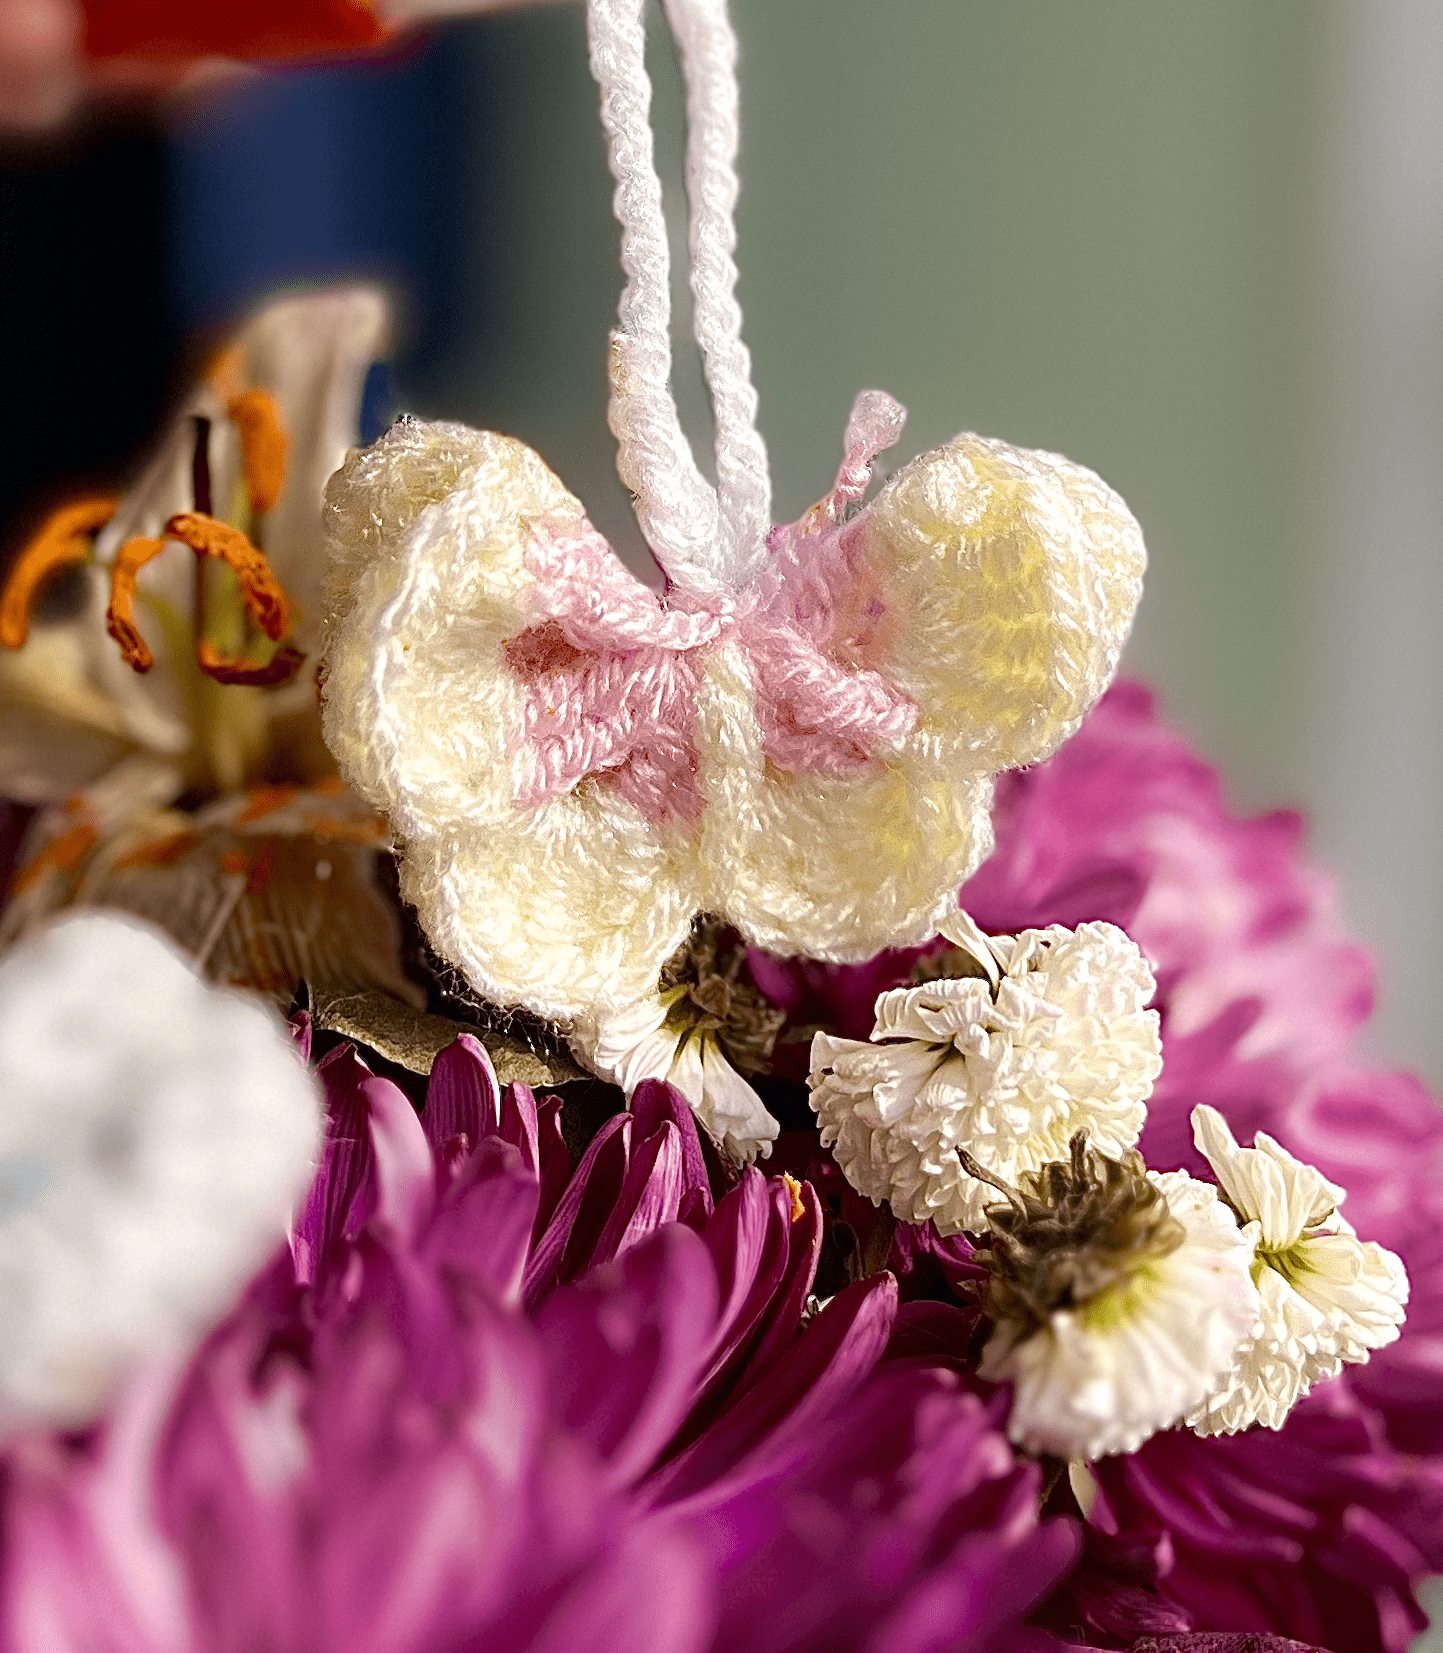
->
[752, 682, 1443, 1652]
[1088, 1381, 1443, 1653]
[1, 1028, 1075, 1652]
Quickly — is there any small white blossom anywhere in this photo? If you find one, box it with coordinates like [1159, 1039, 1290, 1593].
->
[1186, 1104, 1409, 1436]
[808, 913, 1162, 1234]
[0, 912, 323, 1434]
[981, 1163, 1260, 1460]
[571, 988, 779, 1165]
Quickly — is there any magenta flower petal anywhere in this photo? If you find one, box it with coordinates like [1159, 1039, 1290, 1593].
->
[1091, 1382, 1443, 1653]
[294, 1041, 377, 1283]
[694, 1169, 796, 1397]
[0, 1035, 1105, 1652]
[522, 1113, 632, 1306]
[725, 1177, 823, 1399]
[700, 1374, 1077, 1653]
[419, 1138, 540, 1308]
[631, 1078, 714, 1221]
[650, 1272, 898, 1508]
[519, 1518, 715, 1653]
[537, 1225, 719, 1489]
[591, 1119, 686, 1269]
[364, 1075, 434, 1248]
[422, 1032, 500, 1160]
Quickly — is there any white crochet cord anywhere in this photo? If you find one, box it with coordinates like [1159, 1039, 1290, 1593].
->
[587, 0, 770, 595]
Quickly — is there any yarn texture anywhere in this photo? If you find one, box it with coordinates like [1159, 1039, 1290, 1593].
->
[320, 405, 1146, 1026]
[319, 0, 1147, 1031]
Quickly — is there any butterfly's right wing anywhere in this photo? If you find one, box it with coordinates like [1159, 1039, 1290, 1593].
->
[700, 430, 1145, 963]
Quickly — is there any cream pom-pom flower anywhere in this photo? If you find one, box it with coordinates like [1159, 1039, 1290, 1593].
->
[1185, 1104, 1409, 1436]
[0, 911, 322, 1433]
[572, 991, 779, 1166]
[807, 912, 1163, 1234]
[974, 1140, 1260, 1460]
[319, 396, 1145, 1032]
[569, 916, 783, 1164]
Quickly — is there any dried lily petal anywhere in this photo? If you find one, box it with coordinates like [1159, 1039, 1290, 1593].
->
[2, 783, 415, 1009]
[306, 984, 585, 1085]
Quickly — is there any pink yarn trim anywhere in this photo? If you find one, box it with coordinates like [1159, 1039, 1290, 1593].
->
[502, 479, 918, 827]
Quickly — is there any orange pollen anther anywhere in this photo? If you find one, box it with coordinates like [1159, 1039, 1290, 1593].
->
[227, 389, 288, 515]
[12, 822, 97, 896]
[196, 639, 306, 688]
[106, 536, 170, 672]
[164, 512, 291, 640]
[781, 1171, 806, 1224]
[0, 496, 117, 649]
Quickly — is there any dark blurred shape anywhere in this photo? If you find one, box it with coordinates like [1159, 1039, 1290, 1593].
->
[0, 23, 473, 572]
[0, 108, 179, 564]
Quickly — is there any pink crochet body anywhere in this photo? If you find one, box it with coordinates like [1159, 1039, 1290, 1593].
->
[502, 416, 918, 830]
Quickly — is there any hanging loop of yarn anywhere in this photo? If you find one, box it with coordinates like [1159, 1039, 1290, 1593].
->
[587, 0, 769, 596]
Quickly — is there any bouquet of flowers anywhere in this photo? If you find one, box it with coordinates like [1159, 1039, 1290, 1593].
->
[0, 3, 1435, 1651]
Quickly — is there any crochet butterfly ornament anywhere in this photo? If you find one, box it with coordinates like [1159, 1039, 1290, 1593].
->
[321, 0, 1147, 1149]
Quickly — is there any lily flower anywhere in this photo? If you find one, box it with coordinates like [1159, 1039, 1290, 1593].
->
[0, 284, 389, 812]
[0, 288, 422, 1006]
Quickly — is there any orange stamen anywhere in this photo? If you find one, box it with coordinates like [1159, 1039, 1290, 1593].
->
[781, 1171, 806, 1224]
[105, 536, 169, 673]
[304, 812, 389, 846]
[196, 639, 306, 688]
[0, 496, 117, 649]
[227, 389, 288, 514]
[235, 782, 299, 825]
[12, 822, 97, 896]
[164, 512, 291, 639]
[114, 831, 196, 870]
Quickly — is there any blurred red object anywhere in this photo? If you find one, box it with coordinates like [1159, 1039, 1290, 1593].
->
[0, 0, 403, 128]
[79, 0, 386, 61]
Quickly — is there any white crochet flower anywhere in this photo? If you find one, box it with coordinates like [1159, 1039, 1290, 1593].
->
[572, 989, 780, 1165]
[980, 1161, 1260, 1460]
[1186, 1104, 1409, 1436]
[808, 913, 1162, 1234]
[0, 911, 322, 1433]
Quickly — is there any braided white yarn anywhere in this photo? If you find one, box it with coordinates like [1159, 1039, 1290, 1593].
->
[587, 0, 768, 594]
[662, 0, 770, 572]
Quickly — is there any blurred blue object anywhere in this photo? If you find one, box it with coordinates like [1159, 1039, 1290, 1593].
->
[166, 30, 469, 383]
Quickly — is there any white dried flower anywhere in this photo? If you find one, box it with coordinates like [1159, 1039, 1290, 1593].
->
[1186, 1104, 1409, 1436]
[975, 1142, 1260, 1460]
[572, 988, 779, 1166]
[808, 912, 1162, 1234]
[0, 911, 322, 1433]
